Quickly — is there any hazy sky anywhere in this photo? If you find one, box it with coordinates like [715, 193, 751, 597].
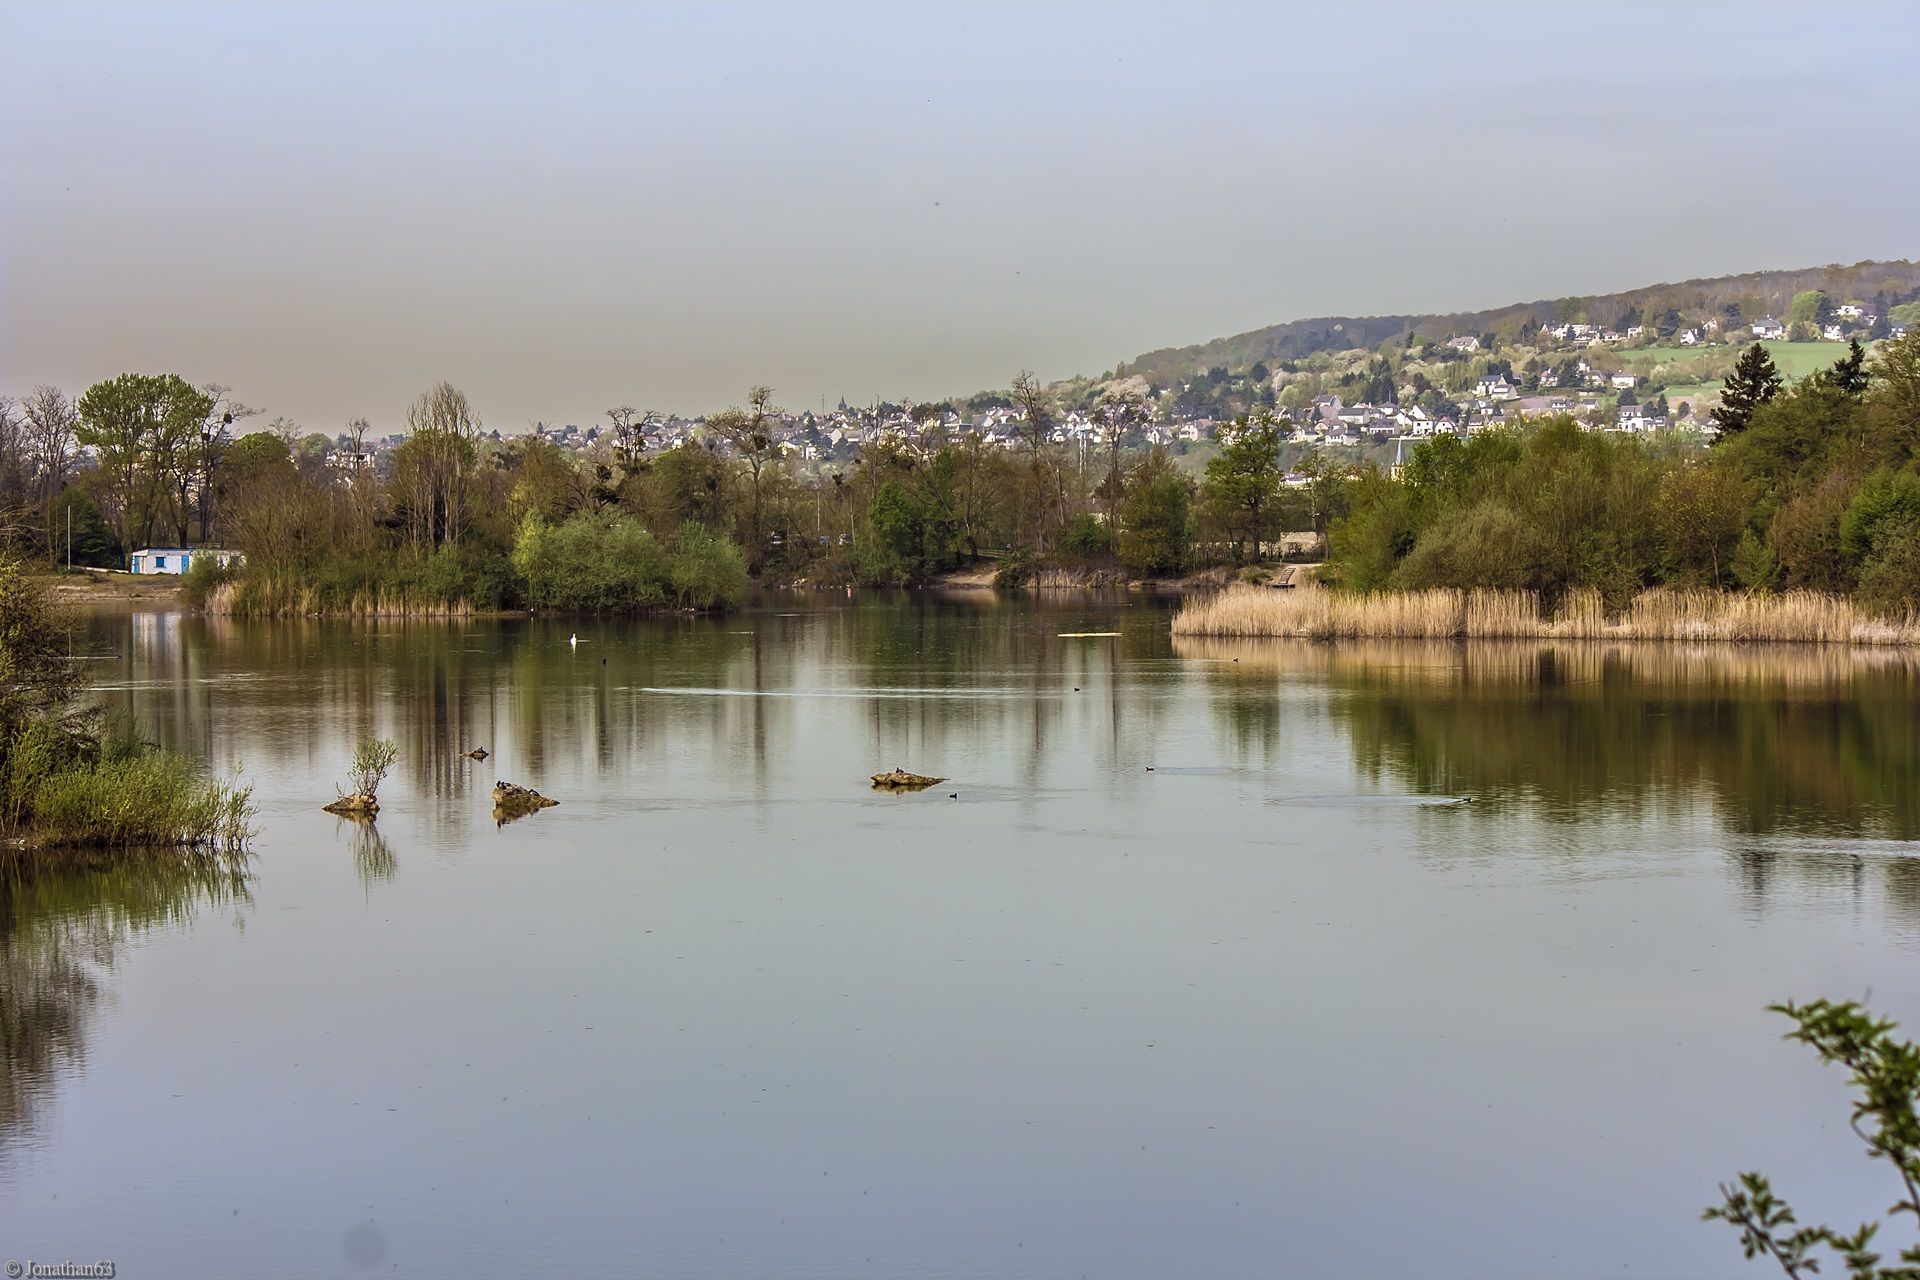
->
[4, 2, 1917, 433]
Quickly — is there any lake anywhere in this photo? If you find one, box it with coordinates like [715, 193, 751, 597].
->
[5, 594, 1918, 1277]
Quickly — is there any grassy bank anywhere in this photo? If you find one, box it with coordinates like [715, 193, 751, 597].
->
[2, 559, 255, 853]
[1171, 584, 1920, 645]
[7, 734, 255, 851]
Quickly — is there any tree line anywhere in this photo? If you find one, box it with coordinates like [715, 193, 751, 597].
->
[0, 370, 1352, 610]
[1325, 334, 1920, 614]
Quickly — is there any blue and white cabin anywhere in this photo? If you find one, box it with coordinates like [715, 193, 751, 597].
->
[127, 548, 245, 575]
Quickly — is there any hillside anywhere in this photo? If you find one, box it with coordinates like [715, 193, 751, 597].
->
[1114, 259, 1920, 385]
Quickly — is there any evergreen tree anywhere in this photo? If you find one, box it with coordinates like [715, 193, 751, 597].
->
[1713, 343, 1784, 438]
[1826, 338, 1869, 396]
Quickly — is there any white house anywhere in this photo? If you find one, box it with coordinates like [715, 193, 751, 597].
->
[1610, 372, 1638, 389]
[1679, 328, 1702, 346]
[1752, 317, 1786, 340]
[1616, 404, 1665, 434]
[1835, 303, 1867, 320]
[128, 548, 245, 575]
[1474, 374, 1515, 399]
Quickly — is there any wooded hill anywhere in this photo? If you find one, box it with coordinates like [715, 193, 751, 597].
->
[1113, 259, 1920, 384]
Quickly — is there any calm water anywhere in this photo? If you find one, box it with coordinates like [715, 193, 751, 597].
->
[5, 595, 1920, 1278]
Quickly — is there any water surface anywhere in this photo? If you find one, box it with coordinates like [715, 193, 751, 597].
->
[5, 596, 1918, 1277]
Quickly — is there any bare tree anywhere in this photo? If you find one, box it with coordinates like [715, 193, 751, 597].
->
[707, 385, 778, 570]
[19, 386, 78, 557]
[605, 405, 659, 476]
[0, 397, 28, 548]
[186, 385, 256, 545]
[1011, 370, 1060, 551]
[1092, 381, 1154, 521]
[396, 382, 479, 551]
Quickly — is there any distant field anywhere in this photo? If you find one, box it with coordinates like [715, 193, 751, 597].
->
[1626, 340, 1856, 382]
[1662, 382, 1721, 409]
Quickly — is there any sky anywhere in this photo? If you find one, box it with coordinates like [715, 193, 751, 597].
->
[3, 1, 1918, 434]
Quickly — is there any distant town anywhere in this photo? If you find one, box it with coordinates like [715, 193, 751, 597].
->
[312, 295, 1909, 486]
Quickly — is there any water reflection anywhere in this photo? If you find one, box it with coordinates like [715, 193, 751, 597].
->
[0, 850, 251, 1147]
[1178, 636, 1920, 839]
[83, 595, 1184, 806]
[341, 818, 397, 892]
[12, 602, 1919, 1276]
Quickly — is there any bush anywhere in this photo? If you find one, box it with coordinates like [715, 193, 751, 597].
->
[1856, 537, 1920, 616]
[1395, 500, 1539, 591]
[344, 738, 398, 798]
[669, 525, 749, 610]
[179, 555, 240, 607]
[511, 513, 746, 611]
[993, 549, 1036, 589]
[513, 511, 668, 611]
[29, 749, 253, 849]
[1060, 513, 1112, 562]
[1768, 472, 1857, 593]
[1840, 468, 1920, 567]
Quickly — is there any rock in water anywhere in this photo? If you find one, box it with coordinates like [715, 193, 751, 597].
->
[491, 780, 558, 815]
[871, 767, 945, 791]
[323, 793, 380, 817]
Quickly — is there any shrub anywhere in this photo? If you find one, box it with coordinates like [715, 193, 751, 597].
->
[993, 549, 1036, 589]
[28, 749, 253, 850]
[179, 555, 240, 607]
[1840, 468, 1920, 566]
[512, 511, 669, 611]
[1060, 513, 1112, 562]
[668, 525, 749, 610]
[1395, 500, 1539, 592]
[344, 738, 398, 798]
[1856, 537, 1920, 617]
[1769, 472, 1858, 593]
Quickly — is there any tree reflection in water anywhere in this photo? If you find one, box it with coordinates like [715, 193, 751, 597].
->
[0, 849, 251, 1147]
[337, 816, 397, 892]
[1180, 636, 1920, 928]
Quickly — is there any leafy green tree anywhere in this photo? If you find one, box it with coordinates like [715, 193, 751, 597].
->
[1866, 331, 1920, 466]
[860, 479, 926, 584]
[1714, 344, 1785, 438]
[1115, 450, 1192, 576]
[1655, 463, 1749, 585]
[74, 373, 214, 551]
[1059, 512, 1111, 562]
[1786, 289, 1831, 327]
[1840, 468, 1920, 568]
[1200, 410, 1285, 561]
[1706, 1000, 1920, 1278]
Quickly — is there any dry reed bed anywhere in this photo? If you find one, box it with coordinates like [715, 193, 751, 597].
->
[1171, 585, 1920, 646]
[203, 580, 478, 618]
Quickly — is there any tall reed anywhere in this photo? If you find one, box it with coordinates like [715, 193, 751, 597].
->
[1170, 585, 1920, 646]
